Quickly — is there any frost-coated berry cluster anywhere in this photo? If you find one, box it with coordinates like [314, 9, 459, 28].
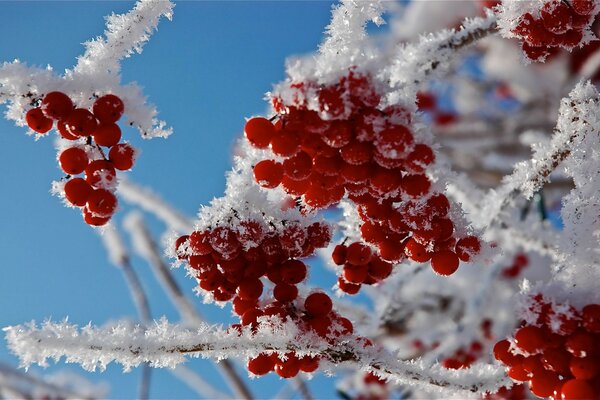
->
[503, 0, 599, 61]
[174, 217, 368, 378]
[494, 294, 600, 399]
[25, 92, 136, 226]
[244, 70, 481, 291]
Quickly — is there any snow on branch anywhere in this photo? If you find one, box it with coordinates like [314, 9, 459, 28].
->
[73, 0, 174, 78]
[478, 81, 600, 229]
[0, 0, 173, 139]
[5, 319, 510, 397]
[384, 11, 498, 105]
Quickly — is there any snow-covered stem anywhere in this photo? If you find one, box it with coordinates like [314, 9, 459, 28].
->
[480, 81, 599, 228]
[118, 179, 194, 234]
[73, 0, 174, 79]
[5, 320, 510, 397]
[122, 212, 254, 400]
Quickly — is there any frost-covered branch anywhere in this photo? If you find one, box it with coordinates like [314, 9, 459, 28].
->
[122, 212, 254, 400]
[479, 81, 600, 228]
[73, 0, 173, 79]
[5, 320, 510, 397]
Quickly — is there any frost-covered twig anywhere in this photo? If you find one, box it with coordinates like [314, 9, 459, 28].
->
[118, 179, 194, 234]
[122, 212, 254, 400]
[479, 81, 600, 228]
[5, 320, 510, 397]
[73, 0, 173, 79]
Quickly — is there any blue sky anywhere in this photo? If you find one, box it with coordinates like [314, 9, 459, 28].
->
[0, 1, 369, 398]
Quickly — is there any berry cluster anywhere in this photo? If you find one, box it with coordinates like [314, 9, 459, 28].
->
[501, 253, 529, 279]
[25, 92, 135, 226]
[244, 70, 481, 292]
[511, 0, 598, 61]
[494, 294, 600, 399]
[175, 218, 364, 378]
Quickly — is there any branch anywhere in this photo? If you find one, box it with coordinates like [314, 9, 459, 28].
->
[122, 212, 254, 400]
[477, 81, 600, 228]
[73, 0, 174, 79]
[4, 319, 510, 398]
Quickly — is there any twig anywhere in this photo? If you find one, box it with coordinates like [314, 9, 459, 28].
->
[123, 212, 254, 400]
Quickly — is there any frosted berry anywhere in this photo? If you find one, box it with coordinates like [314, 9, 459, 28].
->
[254, 159, 284, 188]
[82, 208, 110, 226]
[93, 123, 121, 147]
[57, 121, 78, 140]
[65, 108, 98, 137]
[248, 353, 276, 376]
[59, 147, 89, 175]
[108, 143, 136, 170]
[93, 94, 124, 123]
[26, 108, 53, 134]
[455, 236, 481, 262]
[244, 117, 276, 149]
[560, 379, 596, 400]
[304, 292, 333, 316]
[86, 189, 117, 218]
[63, 178, 93, 207]
[41, 91, 73, 120]
[275, 353, 300, 378]
[85, 160, 117, 189]
[582, 304, 600, 333]
[431, 250, 459, 276]
[273, 283, 298, 303]
[346, 242, 372, 266]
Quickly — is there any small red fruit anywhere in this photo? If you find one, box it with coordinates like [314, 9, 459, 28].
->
[108, 143, 136, 170]
[41, 91, 73, 120]
[244, 117, 276, 149]
[65, 108, 98, 137]
[59, 147, 89, 175]
[253, 160, 284, 188]
[86, 189, 117, 218]
[304, 292, 333, 316]
[63, 178, 93, 207]
[93, 123, 121, 147]
[431, 250, 459, 276]
[93, 94, 125, 123]
[25, 108, 53, 134]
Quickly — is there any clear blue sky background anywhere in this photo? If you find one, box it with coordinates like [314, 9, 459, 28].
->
[0, 1, 373, 398]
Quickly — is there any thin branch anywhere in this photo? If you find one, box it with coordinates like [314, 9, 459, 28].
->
[123, 212, 254, 400]
[5, 320, 511, 398]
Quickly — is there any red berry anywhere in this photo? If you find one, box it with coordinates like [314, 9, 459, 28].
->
[322, 121, 352, 148]
[431, 250, 459, 276]
[346, 242, 372, 266]
[254, 159, 284, 188]
[566, 330, 600, 357]
[93, 123, 121, 147]
[82, 208, 110, 226]
[340, 141, 372, 165]
[343, 263, 368, 284]
[275, 353, 300, 378]
[299, 356, 319, 373]
[283, 151, 312, 181]
[582, 304, 600, 333]
[63, 178, 93, 207]
[273, 283, 298, 303]
[337, 277, 361, 295]
[93, 94, 124, 123]
[248, 353, 276, 376]
[313, 154, 342, 176]
[108, 143, 136, 170]
[237, 220, 265, 247]
[241, 308, 263, 327]
[507, 364, 531, 381]
[59, 147, 89, 175]
[378, 240, 405, 262]
[25, 108, 53, 134]
[65, 108, 98, 137]
[271, 131, 300, 157]
[237, 278, 263, 301]
[41, 92, 73, 120]
[57, 121, 78, 140]
[560, 379, 596, 400]
[375, 125, 413, 158]
[514, 326, 547, 354]
[572, 0, 595, 15]
[86, 189, 117, 218]
[368, 257, 393, 280]
[85, 160, 117, 189]
[280, 259, 307, 284]
[542, 347, 572, 374]
[332, 245, 347, 265]
[401, 174, 431, 197]
[279, 223, 307, 254]
[210, 226, 240, 255]
[404, 238, 431, 262]
[570, 356, 600, 379]
[244, 117, 276, 149]
[232, 296, 257, 316]
[304, 292, 333, 316]
[281, 175, 311, 195]
[306, 223, 331, 249]
[416, 92, 436, 110]
[189, 230, 213, 255]
[405, 144, 435, 173]
[529, 369, 561, 398]
[541, 1, 573, 34]
[455, 236, 481, 262]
